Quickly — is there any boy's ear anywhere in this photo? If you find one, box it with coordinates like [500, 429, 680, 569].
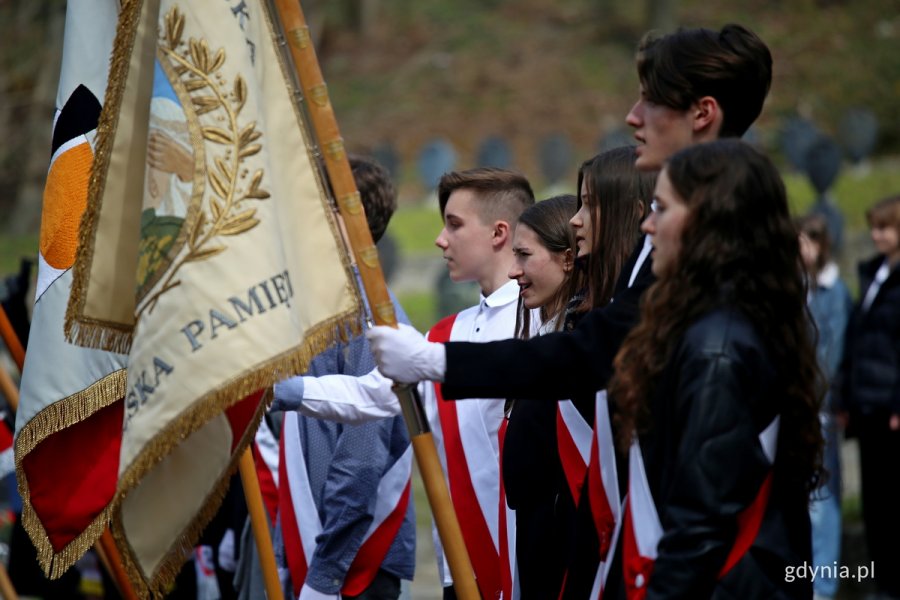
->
[693, 96, 723, 139]
[492, 220, 510, 247]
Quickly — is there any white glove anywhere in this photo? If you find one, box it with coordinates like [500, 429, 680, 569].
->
[365, 323, 446, 384]
[298, 583, 340, 600]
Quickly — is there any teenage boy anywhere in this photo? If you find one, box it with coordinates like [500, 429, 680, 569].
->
[276, 167, 535, 600]
[368, 22, 773, 407]
[367, 23, 773, 598]
[270, 156, 415, 600]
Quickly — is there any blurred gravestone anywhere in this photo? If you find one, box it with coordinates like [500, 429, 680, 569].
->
[476, 135, 513, 169]
[597, 127, 635, 153]
[780, 116, 821, 172]
[417, 139, 457, 191]
[805, 135, 845, 254]
[838, 108, 879, 164]
[434, 270, 479, 321]
[537, 133, 573, 186]
[371, 141, 401, 181]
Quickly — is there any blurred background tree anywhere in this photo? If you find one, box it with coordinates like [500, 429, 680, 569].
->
[2, 0, 900, 284]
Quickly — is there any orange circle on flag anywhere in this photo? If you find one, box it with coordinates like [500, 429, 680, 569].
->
[40, 142, 93, 270]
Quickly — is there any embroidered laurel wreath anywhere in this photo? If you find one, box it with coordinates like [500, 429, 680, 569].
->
[138, 7, 271, 319]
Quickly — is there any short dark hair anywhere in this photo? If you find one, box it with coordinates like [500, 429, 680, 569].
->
[637, 23, 772, 137]
[866, 194, 900, 236]
[437, 167, 535, 225]
[349, 154, 396, 243]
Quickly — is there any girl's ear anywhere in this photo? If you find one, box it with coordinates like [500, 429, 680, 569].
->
[563, 248, 574, 272]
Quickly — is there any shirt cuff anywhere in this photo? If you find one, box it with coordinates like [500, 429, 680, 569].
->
[271, 376, 305, 411]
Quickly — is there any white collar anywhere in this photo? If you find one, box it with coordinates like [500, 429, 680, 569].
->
[481, 279, 520, 309]
[817, 262, 840, 289]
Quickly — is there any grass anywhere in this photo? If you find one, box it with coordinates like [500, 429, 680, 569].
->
[397, 290, 438, 333]
[843, 493, 863, 524]
[386, 157, 900, 262]
[387, 202, 444, 255]
[0, 234, 38, 278]
[783, 158, 900, 228]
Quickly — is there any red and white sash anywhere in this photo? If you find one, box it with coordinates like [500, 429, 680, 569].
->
[586, 391, 621, 599]
[429, 314, 505, 600]
[554, 396, 595, 599]
[622, 417, 780, 599]
[278, 411, 413, 597]
[556, 400, 592, 504]
[557, 391, 619, 599]
[252, 417, 280, 523]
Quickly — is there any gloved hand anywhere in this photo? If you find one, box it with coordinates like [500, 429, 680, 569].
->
[365, 323, 446, 384]
[298, 583, 340, 600]
[270, 376, 306, 412]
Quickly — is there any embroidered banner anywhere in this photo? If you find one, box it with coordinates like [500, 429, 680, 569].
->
[64, 0, 360, 595]
[14, 1, 128, 579]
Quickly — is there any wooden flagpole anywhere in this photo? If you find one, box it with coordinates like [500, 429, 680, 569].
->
[267, 2, 480, 598]
[0, 304, 137, 600]
[0, 364, 17, 411]
[238, 451, 284, 600]
[0, 558, 17, 600]
[0, 305, 25, 372]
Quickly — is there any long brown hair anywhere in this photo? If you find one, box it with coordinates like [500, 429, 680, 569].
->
[610, 140, 823, 493]
[513, 195, 583, 340]
[576, 146, 655, 312]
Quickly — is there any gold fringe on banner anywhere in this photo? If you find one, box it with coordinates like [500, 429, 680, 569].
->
[110, 310, 361, 598]
[65, 0, 147, 353]
[14, 371, 127, 578]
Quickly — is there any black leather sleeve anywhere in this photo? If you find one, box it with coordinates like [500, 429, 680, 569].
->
[646, 326, 775, 599]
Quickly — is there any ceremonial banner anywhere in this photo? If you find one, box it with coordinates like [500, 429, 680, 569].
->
[66, 0, 360, 595]
[14, 1, 127, 578]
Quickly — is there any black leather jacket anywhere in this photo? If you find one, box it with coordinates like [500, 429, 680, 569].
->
[635, 308, 811, 599]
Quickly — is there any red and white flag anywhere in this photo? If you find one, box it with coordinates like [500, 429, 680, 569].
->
[14, 1, 127, 578]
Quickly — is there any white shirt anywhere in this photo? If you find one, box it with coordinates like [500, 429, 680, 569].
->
[861, 260, 890, 312]
[281, 280, 521, 587]
[419, 279, 519, 587]
[287, 281, 520, 426]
